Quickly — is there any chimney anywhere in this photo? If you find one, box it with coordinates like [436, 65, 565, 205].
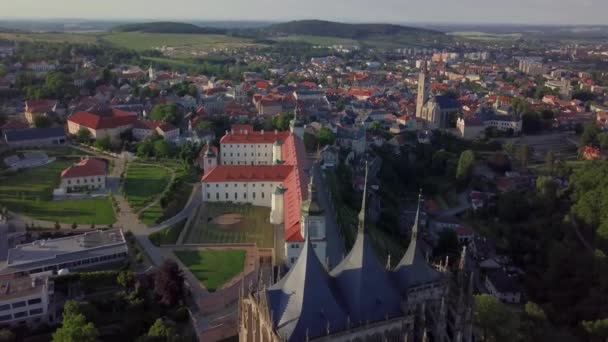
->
[274, 129, 278, 135]
[231, 129, 234, 134]
[245, 130, 248, 135]
[261, 129, 264, 135]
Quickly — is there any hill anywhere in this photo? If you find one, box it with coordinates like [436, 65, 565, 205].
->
[112, 22, 226, 35]
[260, 20, 443, 39]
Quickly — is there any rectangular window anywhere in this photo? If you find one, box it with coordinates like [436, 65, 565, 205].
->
[12, 301, 26, 309]
[29, 308, 43, 316]
[207, 193, 210, 199]
[27, 298, 42, 305]
[206, 184, 210, 188]
[225, 193, 228, 199]
[0, 304, 9, 311]
[13, 311, 27, 318]
[0, 315, 11, 321]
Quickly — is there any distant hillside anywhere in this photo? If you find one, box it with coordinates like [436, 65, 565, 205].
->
[112, 22, 226, 35]
[260, 20, 444, 39]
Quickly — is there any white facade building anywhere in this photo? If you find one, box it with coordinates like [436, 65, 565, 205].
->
[0, 272, 54, 327]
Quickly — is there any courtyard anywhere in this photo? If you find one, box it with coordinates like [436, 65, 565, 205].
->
[123, 163, 171, 212]
[186, 203, 275, 248]
[174, 249, 246, 292]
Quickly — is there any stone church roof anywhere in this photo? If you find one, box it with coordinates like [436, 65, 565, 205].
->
[394, 195, 442, 291]
[329, 165, 403, 324]
[266, 236, 347, 341]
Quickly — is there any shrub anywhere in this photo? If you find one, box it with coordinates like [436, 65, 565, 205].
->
[173, 306, 189, 322]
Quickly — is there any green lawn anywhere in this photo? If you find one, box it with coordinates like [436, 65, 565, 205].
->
[0, 159, 115, 225]
[175, 249, 246, 292]
[191, 203, 274, 248]
[124, 163, 171, 212]
[148, 219, 186, 246]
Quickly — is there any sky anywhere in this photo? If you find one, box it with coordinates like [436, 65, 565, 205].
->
[0, 0, 606, 25]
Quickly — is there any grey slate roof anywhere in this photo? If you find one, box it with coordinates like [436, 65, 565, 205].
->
[4, 127, 65, 142]
[266, 237, 346, 341]
[329, 165, 403, 324]
[434, 95, 460, 111]
[394, 197, 442, 292]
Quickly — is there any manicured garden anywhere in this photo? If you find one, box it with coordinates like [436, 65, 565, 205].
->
[123, 163, 171, 212]
[188, 203, 275, 248]
[0, 158, 115, 225]
[174, 249, 246, 292]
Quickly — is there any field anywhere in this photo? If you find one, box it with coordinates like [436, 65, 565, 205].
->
[123, 163, 171, 212]
[148, 219, 186, 246]
[0, 158, 115, 225]
[101, 32, 257, 53]
[175, 249, 246, 291]
[0, 32, 99, 44]
[186, 203, 274, 248]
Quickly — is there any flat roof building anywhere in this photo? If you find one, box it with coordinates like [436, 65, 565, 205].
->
[0, 272, 54, 327]
[2, 229, 128, 276]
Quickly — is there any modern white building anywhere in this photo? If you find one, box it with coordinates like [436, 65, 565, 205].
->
[0, 272, 54, 327]
[2, 229, 128, 276]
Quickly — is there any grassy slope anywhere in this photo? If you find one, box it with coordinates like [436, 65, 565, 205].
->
[124, 163, 170, 211]
[148, 219, 186, 246]
[0, 32, 99, 44]
[175, 249, 246, 291]
[273, 35, 358, 46]
[0, 159, 115, 225]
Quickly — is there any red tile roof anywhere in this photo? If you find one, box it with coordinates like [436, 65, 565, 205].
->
[68, 110, 137, 130]
[201, 165, 294, 183]
[220, 130, 290, 144]
[61, 158, 106, 178]
[1, 120, 29, 131]
[26, 100, 56, 114]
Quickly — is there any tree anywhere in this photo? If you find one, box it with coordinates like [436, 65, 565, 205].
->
[117, 270, 135, 290]
[150, 104, 181, 125]
[518, 144, 532, 168]
[522, 112, 542, 134]
[434, 229, 459, 259]
[318, 127, 335, 147]
[474, 294, 519, 342]
[583, 318, 608, 341]
[54, 221, 61, 230]
[511, 97, 530, 116]
[271, 112, 291, 131]
[536, 176, 558, 211]
[456, 150, 475, 182]
[504, 142, 515, 155]
[34, 115, 52, 128]
[303, 132, 318, 152]
[76, 128, 92, 143]
[498, 191, 530, 223]
[336, 97, 346, 111]
[53, 300, 99, 342]
[0, 329, 15, 342]
[153, 140, 172, 158]
[147, 318, 177, 340]
[154, 260, 185, 306]
[71, 222, 77, 230]
[137, 141, 154, 158]
[581, 123, 601, 147]
[599, 133, 608, 151]
[94, 136, 111, 151]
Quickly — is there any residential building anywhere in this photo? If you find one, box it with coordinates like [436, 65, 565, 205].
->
[59, 158, 107, 193]
[219, 126, 290, 166]
[67, 108, 137, 141]
[0, 272, 54, 327]
[133, 120, 179, 141]
[1, 229, 128, 275]
[3, 127, 66, 148]
[485, 269, 522, 304]
[24, 100, 58, 125]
